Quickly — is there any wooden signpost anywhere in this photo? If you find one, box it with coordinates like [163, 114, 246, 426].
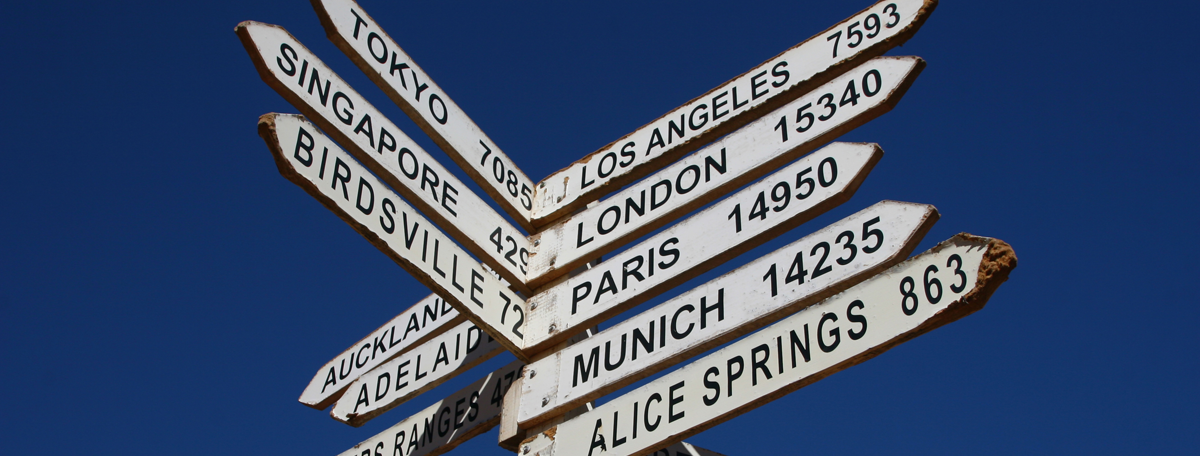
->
[311, 0, 537, 231]
[331, 320, 504, 427]
[300, 294, 462, 410]
[237, 22, 534, 293]
[517, 201, 938, 427]
[530, 0, 938, 227]
[524, 234, 1016, 456]
[258, 114, 529, 357]
[233, 1, 1021, 455]
[520, 142, 883, 354]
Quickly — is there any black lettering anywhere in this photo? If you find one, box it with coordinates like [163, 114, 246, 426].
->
[396, 148, 419, 179]
[428, 94, 448, 124]
[350, 9, 369, 39]
[277, 43, 298, 76]
[420, 165, 440, 201]
[367, 32, 388, 64]
[668, 381, 685, 422]
[597, 206, 620, 235]
[619, 141, 636, 167]
[378, 128, 396, 154]
[353, 384, 370, 412]
[356, 177, 375, 214]
[588, 419, 607, 456]
[675, 165, 700, 194]
[732, 85, 748, 109]
[594, 271, 617, 303]
[597, 152, 617, 178]
[604, 334, 627, 371]
[645, 393, 662, 432]
[354, 114, 376, 148]
[332, 158, 352, 200]
[712, 91, 729, 120]
[621, 255, 645, 289]
[699, 289, 724, 329]
[650, 180, 672, 210]
[470, 270, 486, 308]
[624, 190, 646, 223]
[375, 372, 391, 401]
[704, 148, 727, 181]
[789, 325, 811, 366]
[380, 199, 397, 233]
[400, 213, 419, 249]
[750, 344, 772, 385]
[667, 114, 686, 144]
[580, 164, 595, 189]
[632, 320, 655, 361]
[573, 346, 601, 387]
[333, 92, 354, 125]
[726, 356, 744, 397]
[576, 222, 594, 248]
[308, 68, 332, 106]
[572, 282, 592, 315]
[688, 103, 708, 130]
[671, 305, 695, 340]
[294, 127, 314, 166]
[818, 313, 840, 353]
[702, 366, 720, 406]
[658, 238, 680, 269]
[771, 61, 790, 88]
[751, 70, 769, 99]
[645, 128, 666, 155]
[847, 300, 868, 340]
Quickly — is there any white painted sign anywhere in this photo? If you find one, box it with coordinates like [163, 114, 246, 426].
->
[300, 294, 462, 410]
[534, 234, 1016, 456]
[312, 0, 536, 230]
[331, 320, 504, 426]
[236, 22, 533, 292]
[519, 200, 937, 426]
[521, 142, 882, 354]
[259, 114, 529, 357]
[530, 0, 938, 226]
[526, 56, 926, 289]
[338, 360, 524, 456]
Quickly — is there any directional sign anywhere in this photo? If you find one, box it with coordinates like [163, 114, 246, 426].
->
[312, 0, 536, 230]
[523, 234, 1016, 456]
[331, 320, 504, 426]
[521, 142, 882, 354]
[259, 114, 528, 357]
[236, 22, 534, 293]
[530, 0, 938, 226]
[338, 356, 728, 456]
[526, 56, 925, 289]
[518, 200, 937, 427]
[339, 360, 524, 456]
[300, 294, 463, 410]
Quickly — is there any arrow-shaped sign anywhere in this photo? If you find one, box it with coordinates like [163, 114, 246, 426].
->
[521, 142, 883, 354]
[299, 294, 463, 410]
[259, 114, 529, 356]
[531, 0, 938, 227]
[331, 320, 505, 426]
[518, 200, 937, 427]
[336, 357, 732, 456]
[523, 234, 1016, 456]
[338, 359, 525, 456]
[236, 22, 534, 293]
[525, 56, 925, 290]
[311, 0, 537, 230]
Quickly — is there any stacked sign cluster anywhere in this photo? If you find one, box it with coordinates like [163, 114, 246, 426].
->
[236, 1, 1016, 455]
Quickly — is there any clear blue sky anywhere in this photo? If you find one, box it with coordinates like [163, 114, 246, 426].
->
[1, 0, 1197, 454]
